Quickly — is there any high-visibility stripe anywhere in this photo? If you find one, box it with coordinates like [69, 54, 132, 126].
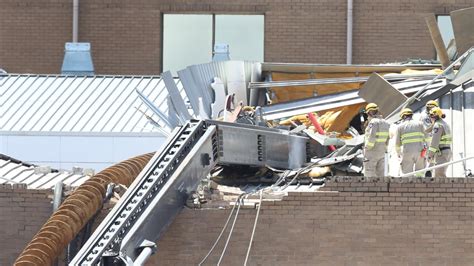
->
[401, 132, 424, 140]
[375, 138, 387, 143]
[439, 134, 452, 145]
[366, 142, 375, 147]
[429, 147, 438, 152]
[415, 172, 425, 177]
[401, 138, 424, 145]
[376, 132, 389, 137]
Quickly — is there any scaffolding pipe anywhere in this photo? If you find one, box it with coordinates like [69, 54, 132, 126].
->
[387, 47, 474, 120]
[52, 182, 63, 211]
[134, 247, 155, 266]
[397, 156, 474, 178]
[73, 0, 79, 42]
[346, 0, 353, 65]
[307, 112, 336, 151]
[248, 73, 436, 89]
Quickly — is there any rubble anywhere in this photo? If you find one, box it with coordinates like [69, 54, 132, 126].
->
[10, 7, 474, 265]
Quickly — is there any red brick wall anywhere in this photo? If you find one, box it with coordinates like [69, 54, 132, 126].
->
[149, 177, 474, 265]
[0, 184, 52, 265]
[1, 0, 474, 75]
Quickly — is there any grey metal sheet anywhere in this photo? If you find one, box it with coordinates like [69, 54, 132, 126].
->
[450, 7, 474, 55]
[212, 120, 308, 169]
[261, 63, 442, 74]
[439, 81, 474, 177]
[249, 62, 262, 106]
[162, 71, 192, 121]
[407, 70, 474, 113]
[177, 68, 202, 116]
[456, 52, 474, 79]
[358, 73, 407, 117]
[188, 64, 215, 115]
[135, 89, 173, 129]
[178, 61, 261, 116]
[249, 73, 436, 89]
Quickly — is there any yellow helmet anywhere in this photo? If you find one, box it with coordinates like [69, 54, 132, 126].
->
[426, 100, 439, 108]
[400, 108, 413, 118]
[365, 103, 378, 113]
[429, 107, 443, 117]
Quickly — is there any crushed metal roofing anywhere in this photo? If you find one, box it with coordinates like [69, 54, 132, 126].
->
[0, 158, 89, 189]
[261, 78, 446, 120]
[0, 74, 183, 134]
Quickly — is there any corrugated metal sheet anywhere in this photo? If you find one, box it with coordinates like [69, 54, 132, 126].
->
[0, 158, 88, 189]
[0, 74, 183, 134]
[177, 61, 261, 116]
[440, 79, 474, 176]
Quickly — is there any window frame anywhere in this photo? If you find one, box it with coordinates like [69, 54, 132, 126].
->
[160, 13, 265, 73]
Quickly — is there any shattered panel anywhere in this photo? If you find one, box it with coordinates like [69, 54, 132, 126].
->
[451, 7, 474, 55]
[358, 73, 407, 117]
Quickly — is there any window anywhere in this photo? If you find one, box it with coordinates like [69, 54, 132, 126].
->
[163, 14, 264, 74]
[437, 15, 454, 48]
[162, 15, 213, 75]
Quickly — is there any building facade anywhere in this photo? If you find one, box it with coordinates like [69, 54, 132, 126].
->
[1, 0, 473, 75]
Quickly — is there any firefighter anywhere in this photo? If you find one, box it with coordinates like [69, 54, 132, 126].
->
[363, 103, 390, 177]
[420, 100, 439, 132]
[426, 107, 452, 177]
[395, 108, 426, 177]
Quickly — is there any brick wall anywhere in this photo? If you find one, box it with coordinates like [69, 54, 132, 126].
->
[0, 184, 53, 266]
[1, 0, 474, 74]
[149, 177, 474, 265]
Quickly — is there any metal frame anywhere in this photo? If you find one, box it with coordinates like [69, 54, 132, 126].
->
[261, 79, 445, 120]
[249, 73, 436, 89]
[71, 120, 210, 265]
[387, 47, 474, 120]
[71, 120, 308, 265]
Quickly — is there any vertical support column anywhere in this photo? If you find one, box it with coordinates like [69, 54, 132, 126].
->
[73, 0, 79, 42]
[346, 0, 353, 64]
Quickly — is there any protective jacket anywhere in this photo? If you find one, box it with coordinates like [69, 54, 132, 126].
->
[363, 115, 390, 176]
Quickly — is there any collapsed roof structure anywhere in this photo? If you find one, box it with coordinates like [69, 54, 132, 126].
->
[7, 6, 474, 266]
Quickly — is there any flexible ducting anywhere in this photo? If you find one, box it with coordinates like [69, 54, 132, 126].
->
[14, 152, 154, 265]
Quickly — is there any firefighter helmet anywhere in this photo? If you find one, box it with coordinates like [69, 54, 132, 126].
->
[426, 100, 439, 108]
[400, 108, 413, 118]
[429, 107, 443, 118]
[365, 103, 379, 113]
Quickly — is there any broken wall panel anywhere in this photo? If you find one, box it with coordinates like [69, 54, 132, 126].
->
[358, 73, 407, 117]
[451, 7, 474, 56]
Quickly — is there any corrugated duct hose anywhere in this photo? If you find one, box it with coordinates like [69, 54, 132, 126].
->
[14, 152, 155, 265]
